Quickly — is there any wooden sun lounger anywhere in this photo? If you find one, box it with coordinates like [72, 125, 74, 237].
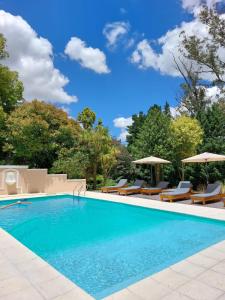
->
[141, 188, 163, 195]
[192, 193, 225, 205]
[101, 185, 128, 193]
[118, 180, 144, 196]
[160, 192, 191, 203]
[118, 187, 142, 195]
[191, 182, 225, 205]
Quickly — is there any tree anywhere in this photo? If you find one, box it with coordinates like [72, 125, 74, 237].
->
[77, 107, 96, 129]
[173, 56, 209, 117]
[101, 147, 119, 185]
[0, 106, 7, 161]
[171, 115, 203, 180]
[200, 101, 225, 153]
[4, 100, 81, 168]
[80, 122, 118, 189]
[127, 112, 146, 151]
[174, 7, 225, 117]
[130, 105, 173, 159]
[0, 34, 8, 60]
[182, 8, 225, 87]
[171, 116, 203, 159]
[128, 105, 174, 183]
[110, 140, 136, 182]
[164, 101, 171, 117]
[195, 101, 225, 183]
[0, 34, 24, 113]
[51, 148, 89, 179]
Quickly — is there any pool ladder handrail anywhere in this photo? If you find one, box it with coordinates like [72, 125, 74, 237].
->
[72, 182, 87, 202]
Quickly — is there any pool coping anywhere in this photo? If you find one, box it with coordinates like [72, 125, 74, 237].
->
[2, 192, 225, 299]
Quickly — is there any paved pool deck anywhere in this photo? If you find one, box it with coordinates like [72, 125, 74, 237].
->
[1, 191, 225, 299]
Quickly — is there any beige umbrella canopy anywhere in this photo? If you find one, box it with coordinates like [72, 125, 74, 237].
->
[133, 156, 171, 184]
[181, 152, 225, 183]
[182, 152, 225, 163]
[133, 156, 171, 165]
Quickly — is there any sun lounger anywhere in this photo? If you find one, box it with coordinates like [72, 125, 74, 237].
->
[160, 181, 192, 202]
[191, 182, 225, 205]
[101, 179, 128, 193]
[141, 181, 169, 195]
[118, 179, 145, 195]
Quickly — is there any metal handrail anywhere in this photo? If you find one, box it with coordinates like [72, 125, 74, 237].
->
[72, 182, 86, 201]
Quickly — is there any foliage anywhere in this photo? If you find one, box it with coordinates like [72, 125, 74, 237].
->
[164, 101, 171, 117]
[171, 116, 203, 160]
[0, 106, 7, 160]
[174, 7, 225, 117]
[127, 112, 146, 149]
[127, 105, 174, 183]
[79, 120, 118, 189]
[110, 140, 136, 182]
[77, 107, 96, 129]
[130, 105, 173, 159]
[51, 148, 89, 179]
[4, 100, 81, 168]
[171, 115, 203, 180]
[182, 8, 225, 86]
[0, 34, 8, 60]
[0, 34, 24, 113]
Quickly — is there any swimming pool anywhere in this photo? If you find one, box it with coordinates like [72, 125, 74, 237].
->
[1, 195, 225, 299]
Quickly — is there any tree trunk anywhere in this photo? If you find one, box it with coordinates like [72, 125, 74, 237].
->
[93, 163, 97, 190]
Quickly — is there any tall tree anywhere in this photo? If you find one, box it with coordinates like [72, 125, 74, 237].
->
[80, 122, 118, 189]
[0, 33, 24, 113]
[130, 105, 173, 159]
[77, 107, 96, 129]
[171, 115, 203, 179]
[127, 112, 146, 150]
[164, 101, 171, 117]
[4, 100, 81, 168]
[183, 8, 225, 87]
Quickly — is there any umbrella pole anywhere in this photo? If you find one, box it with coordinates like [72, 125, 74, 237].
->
[151, 165, 153, 186]
[182, 163, 185, 180]
[205, 161, 209, 185]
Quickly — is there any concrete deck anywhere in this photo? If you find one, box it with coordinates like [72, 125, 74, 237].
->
[1, 191, 225, 299]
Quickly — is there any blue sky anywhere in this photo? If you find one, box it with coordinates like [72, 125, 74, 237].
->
[0, 0, 212, 140]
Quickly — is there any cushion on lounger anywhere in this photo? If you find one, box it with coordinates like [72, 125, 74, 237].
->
[194, 182, 222, 198]
[162, 188, 190, 196]
[177, 181, 192, 189]
[157, 181, 169, 189]
[116, 179, 127, 187]
[133, 180, 145, 187]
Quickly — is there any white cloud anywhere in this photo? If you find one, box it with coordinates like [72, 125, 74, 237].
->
[170, 107, 181, 118]
[204, 86, 225, 102]
[113, 116, 133, 128]
[65, 37, 110, 74]
[103, 21, 130, 48]
[131, 14, 225, 82]
[130, 39, 158, 70]
[0, 10, 76, 104]
[113, 116, 133, 142]
[181, 0, 224, 13]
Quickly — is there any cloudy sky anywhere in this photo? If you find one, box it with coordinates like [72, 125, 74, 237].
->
[0, 0, 224, 141]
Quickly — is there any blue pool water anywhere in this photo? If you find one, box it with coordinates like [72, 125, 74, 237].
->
[1, 195, 225, 298]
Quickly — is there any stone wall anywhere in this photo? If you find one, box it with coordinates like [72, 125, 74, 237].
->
[0, 166, 86, 195]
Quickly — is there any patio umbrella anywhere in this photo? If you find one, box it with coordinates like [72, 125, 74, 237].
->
[181, 152, 225, 183]
[133, 156, 171, 184]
